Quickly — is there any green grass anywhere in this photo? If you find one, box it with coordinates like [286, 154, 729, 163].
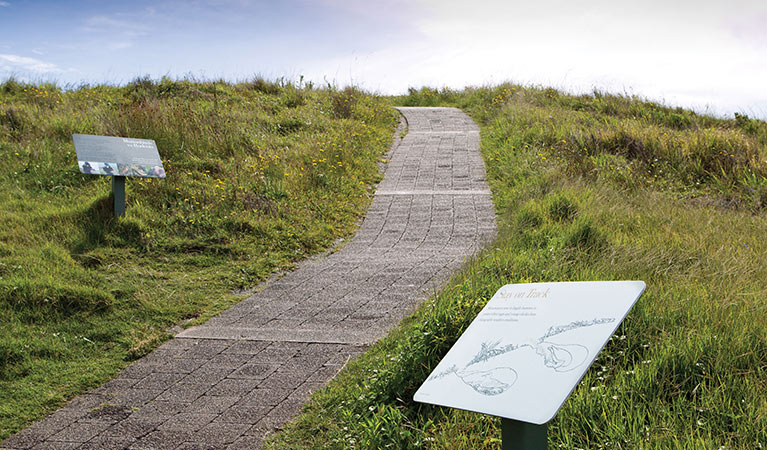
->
[0, 77, 399, 438]
[269, 85, 767, 449]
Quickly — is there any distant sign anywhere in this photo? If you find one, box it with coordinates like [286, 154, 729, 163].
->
[414, 281, 645, 425]
[73, 134, 166, 178]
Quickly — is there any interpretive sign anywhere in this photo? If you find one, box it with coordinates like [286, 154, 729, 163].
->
[73, 134, 165, 178]
[414, 280, 645, 426]
[73, 134, 166, 216]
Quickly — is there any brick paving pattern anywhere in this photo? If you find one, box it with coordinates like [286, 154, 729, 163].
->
[1, 107, 496, 449]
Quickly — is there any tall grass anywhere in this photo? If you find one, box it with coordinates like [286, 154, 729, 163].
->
[0, 77, 399, 438]
[270, 85, 767, 449]
[396, 85, 767, 210]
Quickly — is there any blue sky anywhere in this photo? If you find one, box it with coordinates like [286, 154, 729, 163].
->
[1, 0, 766, 118]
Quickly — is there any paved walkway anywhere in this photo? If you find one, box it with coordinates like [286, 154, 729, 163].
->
[1, 107, 496, 450]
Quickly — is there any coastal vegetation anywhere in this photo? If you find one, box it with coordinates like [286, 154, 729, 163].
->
[3, 76, 765, 447]
[269, 85, 767, 449]
[0, 77, 398, 438]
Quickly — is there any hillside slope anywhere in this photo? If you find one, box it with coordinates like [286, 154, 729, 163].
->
[269, 85, 767, 449]
[0, 78, 398, 438]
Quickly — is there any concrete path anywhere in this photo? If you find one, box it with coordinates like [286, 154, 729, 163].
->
[1, 107, 496, 450]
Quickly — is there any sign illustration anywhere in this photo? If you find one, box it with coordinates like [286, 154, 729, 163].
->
[427, 317, 616, 396]
[414, 281, 645, 425]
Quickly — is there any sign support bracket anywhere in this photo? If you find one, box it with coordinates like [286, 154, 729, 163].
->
[502, 419, 547, 450]
[112, 176, 126, 217]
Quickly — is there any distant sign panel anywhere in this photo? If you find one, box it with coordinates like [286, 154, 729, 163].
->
[73, 134, 166, 178]
[414, 281, 645, 425]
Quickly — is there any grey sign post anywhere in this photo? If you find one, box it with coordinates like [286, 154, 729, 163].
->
[72, 134, 166, 216]
[414, 281, 646, 450]
[112, 175, 126, 216]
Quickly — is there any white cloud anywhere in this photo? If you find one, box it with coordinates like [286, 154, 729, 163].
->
[729, 10, 767, 49]
[108, 42, 133, 50]
[0, 2, 10, 7]
[79, 15, 150, 38]
[304, 0, 767, 118]
[76, 14, 150, 54]
[0, 54, 61, 73]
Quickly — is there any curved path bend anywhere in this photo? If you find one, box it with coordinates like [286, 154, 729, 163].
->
[1, 107, 496, 450]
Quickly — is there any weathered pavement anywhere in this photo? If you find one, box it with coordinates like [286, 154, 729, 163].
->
[1, 107, 496, 449]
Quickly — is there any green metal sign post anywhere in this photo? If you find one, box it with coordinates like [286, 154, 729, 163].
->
[502, 419, 547, 450]
[112, 176, 126, 217]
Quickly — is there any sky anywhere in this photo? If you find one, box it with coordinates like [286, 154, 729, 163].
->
[1, 0, 766, 118]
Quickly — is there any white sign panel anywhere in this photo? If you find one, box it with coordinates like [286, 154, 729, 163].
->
[414, 281, 645, 425]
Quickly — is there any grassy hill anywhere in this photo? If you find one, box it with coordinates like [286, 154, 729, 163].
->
[0, 78, 398, 438]
[268, 85, 767, 449]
